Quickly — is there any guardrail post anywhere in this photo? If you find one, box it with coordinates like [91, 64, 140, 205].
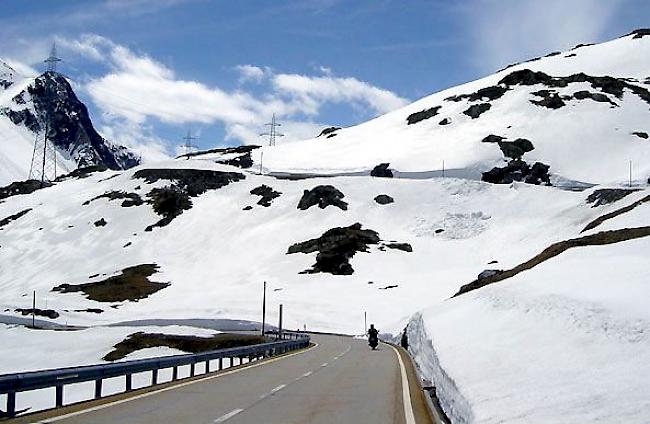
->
[55, 385, 64, 407]
[218, 358, 223, 371]
[6, 391, 15, 417]
[126, 374, 132, 392]
[94, 379, 102, 399]
[172, 366, 178, 381]
[152, 369, 158, 385]
[190, 363, 195, 377]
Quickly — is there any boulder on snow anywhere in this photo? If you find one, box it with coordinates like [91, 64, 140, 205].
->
[317, 127, 341, 137]
[530, 92, 565, 109]
[481, 135, 535, 159]
[438, 117, 451, 125]
[406, 106, 441, 125]
[463, 103, 491, 119]
[15, 308, 59, 319]
[478, 269, 503, 280]
[632, 131, 648, 139]
[370, 163, 393, 178]
[94, 218, 107, 227]
[298, 185, 348, 211]
[482, 159, 551, 185]
[374, 194, 394, 205]
[445, 85, 509, 102]
[250, 185, 281, 207]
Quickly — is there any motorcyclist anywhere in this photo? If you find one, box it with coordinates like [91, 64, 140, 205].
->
[368, 324, 379, 349]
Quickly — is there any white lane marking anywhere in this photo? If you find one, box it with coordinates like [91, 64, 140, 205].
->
[40, 342, 319, 423]
[214, 408, 243, 423]
[303, 371, 312, 377]
[321, 362, 328, 367]
[271, 384, 286, 393]
[390, 345, 416, 424]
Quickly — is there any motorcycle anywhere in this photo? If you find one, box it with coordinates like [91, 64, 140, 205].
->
[368, 334, 379, 350]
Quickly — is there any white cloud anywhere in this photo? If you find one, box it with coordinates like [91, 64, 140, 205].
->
[463, 0, 622, 73]
[234, 65, 267, 84]
[98, 119, 171, 163]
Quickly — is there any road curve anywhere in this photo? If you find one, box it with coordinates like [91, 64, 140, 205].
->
[30, 334, 432, 424]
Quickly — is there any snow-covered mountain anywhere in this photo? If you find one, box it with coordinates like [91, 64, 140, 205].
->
[1, 31, 649, 422]
[0, 68, 140, 185]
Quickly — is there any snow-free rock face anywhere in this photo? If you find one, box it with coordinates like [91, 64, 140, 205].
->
[0, 71, 139, 185]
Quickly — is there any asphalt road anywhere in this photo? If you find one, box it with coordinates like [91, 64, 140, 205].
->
[33, 334, 432, 424]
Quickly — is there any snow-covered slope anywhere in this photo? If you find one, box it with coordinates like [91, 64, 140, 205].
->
[1, 31, 649, 422]
[257, 30, 650, 186]
[0, 70, 140, 185]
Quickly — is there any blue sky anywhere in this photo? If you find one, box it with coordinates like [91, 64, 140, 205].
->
[0, 0, 648, 159]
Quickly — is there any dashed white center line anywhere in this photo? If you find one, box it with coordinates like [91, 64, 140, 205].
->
[214, 408, 243, 423]
[321, 362, 328, 367]
[271, 384, 286, 393]
[303, 371, 313, 377]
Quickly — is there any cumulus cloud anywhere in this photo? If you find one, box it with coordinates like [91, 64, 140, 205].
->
[463, 0, 622, 72]
[57, 34, 408, 149]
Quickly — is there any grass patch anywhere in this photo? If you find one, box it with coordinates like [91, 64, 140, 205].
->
[52, 264, 169, 302]
[104, 332, 265, 361]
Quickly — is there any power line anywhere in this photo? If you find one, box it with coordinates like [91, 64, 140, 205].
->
[260, 113, 284, 146]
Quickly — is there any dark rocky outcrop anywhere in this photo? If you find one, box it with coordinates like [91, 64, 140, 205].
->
[94, 218, 107, 227]
[531, 92, 565, 109]
[178, 145, 260, 169]
[133, 169, 245, 196]
[83, 191, 144, 207]
[482, 135, 534, 159]
[55, 165, 109, 181]
[572, 90, 617, 106]
[0, 180, 52, 201]
[297, 185, 348, 211]
[287, 223, 380, 275]
[463, 103, 491, 118]
[438, 118, 451, 125]
[370, 163, 393, 178]
[482, 159, 551, 185]
[445, 86, 508, 102]
[572, 43, 594, 50]
[0, 208, 31, 230]
[545, 51, 561, 57]
[406, 106, 441, 125]
[477, 269, 503, 280]
[144, 186, 192, 231]
[586, 188, 640, 207]
[318, 127, 341, 137]
[104, 332, 264, 361]
[632, 132, 648, 139]
[384, 243, 412, 252]
[627, 28, 650, 39]
[53, 264, 169, 302]
[250, 185, 281, 207]
[374, 194, 394, 205]
[582, 194, 650, 232]
[15, 308, 59, 319]
[565, 53, 577, 58]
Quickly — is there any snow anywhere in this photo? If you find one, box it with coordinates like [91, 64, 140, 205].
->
[1, 31, 650, 422]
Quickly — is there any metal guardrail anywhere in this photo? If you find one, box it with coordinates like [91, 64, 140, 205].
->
[0, 332, 310, 418]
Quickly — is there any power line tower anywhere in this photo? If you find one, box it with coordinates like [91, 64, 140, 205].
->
[44, 43, 62, 73]
[260, 113, 284, 146]
[180, 129, 199, 155]
[28, 123, 57, 185]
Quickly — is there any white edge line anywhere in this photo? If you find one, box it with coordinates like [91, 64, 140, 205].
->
[39, 342, 319, 423]
[390, 344, 416, 424]
[271, 384, 286, 393]
[214, 408, 243, 423]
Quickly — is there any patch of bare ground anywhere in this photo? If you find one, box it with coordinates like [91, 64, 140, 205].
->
[582, 194, 650, 232]
[0, 208, 31, 229]
[454, 226, 650, 297]
[52, 264, 169, 302]
[103, 332, 265, 361]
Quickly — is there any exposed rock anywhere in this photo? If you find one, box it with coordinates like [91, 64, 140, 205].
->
[178, 146, 260, 169]
[531, 92, 565, 109]
[545, 51, 561, 57]
[565, 53, 577, 58]
[478, 269, 503, 280]
[144, 186, 192, 231]
[582, 194, 650, 232]
[297, 185, 348, 211]
[15, 308, 59, 319]
[572, 43, 594, 50]
[438, 118, 451, 125]
[55, 165, 109, 181]
[327, 133, 338, 138]
[83, 191, 144, 207]
[220, 154, 253, 169]
[632, 131, 648, 139]
[243, 205, 253, 211]
[52, 264, 169, 302]
[379, 285, 399, 290]
[384, 242, 412, 252]
[374, 194, 394, 205]
[287, 223, 380, 275]
[370, 163, 393, 178]
[628, 28, 650, 39]
[133, 168, 245, 196]
[481, 134, 505, 144]
[250, 185, 281, 207]
[463, 103, 491, 119]
[94, 218, 107, 227]
[0, 209, 31, 230]
[318, 127, 341, 137]
[482, 135, 534, 159]
[104, 332, 265, 361]
[445, 86, 508, 102]
[586, 188, 640, 207]
[0, 180, 52, 201]
[406, 106, 441, 125]
[73, 308, 104, 314]
[572, 90, 617, 106]
[482, 159, 551, 185]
